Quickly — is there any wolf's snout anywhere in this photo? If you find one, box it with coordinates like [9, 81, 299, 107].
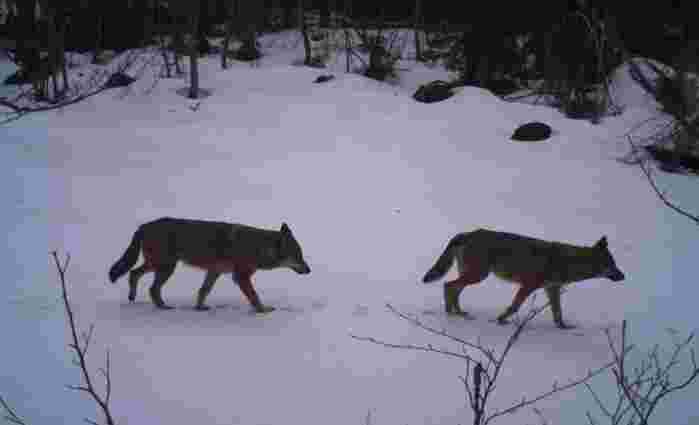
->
[295, 263, 311, 274]
[609, 268, 625, 282]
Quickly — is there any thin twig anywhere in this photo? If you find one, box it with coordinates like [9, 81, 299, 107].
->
[486, 361, 614, 422]
[349, 334, 481, 365]
[384, 304, 498, 364]
[51, 251, 116, 425]
[0, 396, 27, 425]
[598, 320, 699, 425]
[627, 135, 699, 225]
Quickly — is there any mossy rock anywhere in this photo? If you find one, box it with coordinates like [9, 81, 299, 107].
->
[314, 75, 334, 83]
[104, 72, 136, 89]
[413, 80, 453, 103]
[511, 122, 553, 142]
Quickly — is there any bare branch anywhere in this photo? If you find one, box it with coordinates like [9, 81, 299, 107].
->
[596, 319, 699, 425]
[485, 361, 614, 423]
[385, 304, 498, 364]
[81, 324, 95, 357]
[66, 385, 93, 394]
[349, 334, 480, 364]
[103, 350, 112, 406]
[584, 382, 613, 420]
[585, 410, 599, 425]
[0, 396, 27, 425]
[627, 135, 699, 225]
[50, 251, 117, 425]
[532, 407, 550, 425]
[354, 295, 571, 425]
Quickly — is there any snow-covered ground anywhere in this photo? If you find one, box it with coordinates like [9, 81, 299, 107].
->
[2, 31, 698, 425]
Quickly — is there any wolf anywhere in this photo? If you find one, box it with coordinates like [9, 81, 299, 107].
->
[109, 217, 311, 312]
[422, 229, 625, 328]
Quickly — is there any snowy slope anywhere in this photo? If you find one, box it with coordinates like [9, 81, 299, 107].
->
[2, 31, 698, 425]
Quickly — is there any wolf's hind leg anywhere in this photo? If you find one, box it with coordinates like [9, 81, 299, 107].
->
[444, 282, 466, 315]
[149, 263, 176, 309]
[128, 264, 152, 302]
[196, 271, 221, 310]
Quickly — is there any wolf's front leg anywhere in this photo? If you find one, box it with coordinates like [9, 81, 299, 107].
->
[233, 271, 275, 313]
[544, 286, 575, 329]
[496, 285, 536, 325]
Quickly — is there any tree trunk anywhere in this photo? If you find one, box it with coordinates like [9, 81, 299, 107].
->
[298, 0, 311, 65]
[92, 11, 103, 64]
[344, 0, 352, 73]
[141, 0, 155, 47]
[172, 17, 185, 75]
[320, 1, 329, 28]
[160, 43, 172, 78]
[413, 0, 422, 61]
[57, 9, 69, 95]
[328, 0, 336, 29]
[197, 0, 211, 55]
[221, 0, 235, 69]
[188, 10, 200, 99]
[15, 0, 39, 82]
[43, 2, 58, 101]
[239, 0, 259, 62]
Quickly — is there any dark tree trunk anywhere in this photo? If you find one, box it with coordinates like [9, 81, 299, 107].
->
[298, 0, 312, 65]
[14, 0, 40, 76]
[56, 8, 69, 95]
[221, 0, 239, 69]
[188, 10, 200, 99]
[413, 0, 422, 61]
[141, 0, 155, 47]
[92, 10, 104, 64]
[197, 0, 212, 55]
[320, 1, 329, 28]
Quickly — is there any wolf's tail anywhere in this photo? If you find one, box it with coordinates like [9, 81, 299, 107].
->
[109, 226, 144, 283]
[422, 235, 462, 283]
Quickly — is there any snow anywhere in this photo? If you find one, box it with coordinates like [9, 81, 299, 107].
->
[2, 31, 698, 425]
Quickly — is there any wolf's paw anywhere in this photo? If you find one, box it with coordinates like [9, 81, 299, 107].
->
[155, 304, 175, 310]
[448, 311, 475, 319]
[195, 304, 211, 311]
[556, 322, 576, 330]
[255, 305, 276, 314]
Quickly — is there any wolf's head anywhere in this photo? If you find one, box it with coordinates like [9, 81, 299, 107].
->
[594, 236, 625, 282]
[279, 223, 311, 274]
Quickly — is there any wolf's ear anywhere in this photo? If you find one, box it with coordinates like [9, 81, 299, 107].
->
[280, 222, 290, 234]
[595, 236, 608, 249]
